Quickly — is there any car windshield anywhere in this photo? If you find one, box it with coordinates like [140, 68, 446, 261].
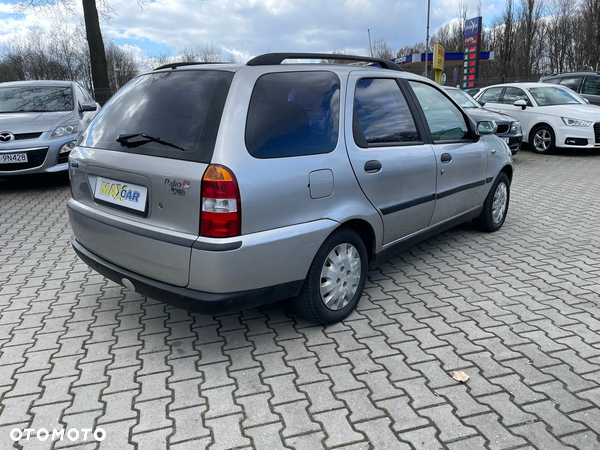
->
[527, 86, 586, 106]
[0, 86, 73, 112]
[446, 89, 481, 109]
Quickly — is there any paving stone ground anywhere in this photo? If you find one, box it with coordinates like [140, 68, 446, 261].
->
[0, 148, 600, 450]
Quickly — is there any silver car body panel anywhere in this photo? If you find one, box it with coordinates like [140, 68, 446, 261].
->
[189, 219, 339, 293]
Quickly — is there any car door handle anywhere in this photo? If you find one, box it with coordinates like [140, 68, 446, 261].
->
[364, 160, 382, 173]
[440, 153, 452, 163]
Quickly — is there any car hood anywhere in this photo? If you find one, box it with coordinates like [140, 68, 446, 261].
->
[537, 104, 600, 119]
[466, 108, 517, 124]
[0, 111, 74, 133]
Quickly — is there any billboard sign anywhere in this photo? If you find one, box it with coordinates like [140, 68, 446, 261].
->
[464, 34, 480, 46]
[463, 16, 482, 89]
[433, 44, 445, 71]
[464, 17, 481, 37]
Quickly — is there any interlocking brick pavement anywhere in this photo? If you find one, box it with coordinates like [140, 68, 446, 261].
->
[1, 148, 600, 449]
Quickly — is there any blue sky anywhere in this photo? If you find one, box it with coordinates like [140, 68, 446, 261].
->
[0, 0, 505, 61]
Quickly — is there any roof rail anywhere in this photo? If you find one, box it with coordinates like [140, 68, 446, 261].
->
[153, 62, 227, 71]
[246, 53, 404, 72]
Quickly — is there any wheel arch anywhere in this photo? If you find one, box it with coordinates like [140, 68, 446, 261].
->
[528, 121, 556, 144]
[338, 218, 377, 269]
[500, 164, 513, 184]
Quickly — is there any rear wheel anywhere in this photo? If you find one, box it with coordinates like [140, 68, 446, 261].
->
[473, 172, 510, 232]
[292, 228, 367, 324]
[531, 125, 555, 154]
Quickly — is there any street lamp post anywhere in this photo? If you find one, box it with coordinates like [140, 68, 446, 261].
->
[425, 0, 431, 79]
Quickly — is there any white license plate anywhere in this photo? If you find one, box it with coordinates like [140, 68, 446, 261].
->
[502, 137, 510, 144]
[0, 153, 28, 164]
[94, 177, 148, 213]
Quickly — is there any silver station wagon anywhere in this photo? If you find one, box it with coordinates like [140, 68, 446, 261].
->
[67, 53, 513, 324]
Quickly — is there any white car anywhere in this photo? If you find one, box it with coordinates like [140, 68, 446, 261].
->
[474, 82, 600, 153]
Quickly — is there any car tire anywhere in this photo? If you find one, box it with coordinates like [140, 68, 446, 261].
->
[530, 125, 555, 154]
[473, 172, 510, 232]
[292, 228, 368, 324]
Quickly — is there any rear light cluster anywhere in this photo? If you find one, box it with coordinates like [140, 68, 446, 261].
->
[200, 165, 241, 237]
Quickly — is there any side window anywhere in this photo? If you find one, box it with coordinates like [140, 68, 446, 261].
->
[559, 77, 581, 91]
[353, 78, 420, 146]
[245, 72, 340, 158]
[479, 87, 503, 103]
[582, 77, 600, 96]
[78, 86, 93, 102]
[408, 81, 469, 142]
[74, 86, 86, 108]
[502, 87, 530, 105]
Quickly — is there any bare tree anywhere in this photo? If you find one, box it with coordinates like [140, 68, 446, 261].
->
[11, 0, 149, 99]
[371, 37, 394, 60]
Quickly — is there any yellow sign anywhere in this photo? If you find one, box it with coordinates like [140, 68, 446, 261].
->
[433, 44, 445, 71]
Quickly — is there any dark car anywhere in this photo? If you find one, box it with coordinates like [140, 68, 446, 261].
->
[540, 70, 600, 106]
[444, 86, 522, 154]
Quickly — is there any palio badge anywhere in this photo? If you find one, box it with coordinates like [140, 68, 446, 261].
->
[164, 178, 190, 196]
[94, 177, 148, 212]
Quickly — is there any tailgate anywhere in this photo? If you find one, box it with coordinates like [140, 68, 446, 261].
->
[69, 147, 207, 286]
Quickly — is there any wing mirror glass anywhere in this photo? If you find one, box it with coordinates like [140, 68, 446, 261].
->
[476, 121, 497, 136]
[514, 99, 527, 109]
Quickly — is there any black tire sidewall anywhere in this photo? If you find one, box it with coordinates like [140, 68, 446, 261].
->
[484, 173, 510, 231]
[530, 125, 555, 154]
[302, 228, 368, 324]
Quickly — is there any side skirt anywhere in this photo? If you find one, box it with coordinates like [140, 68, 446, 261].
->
[372, 207, 482, 268]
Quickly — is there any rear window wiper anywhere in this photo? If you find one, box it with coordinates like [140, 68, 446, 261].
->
[116, 133, 186, 151]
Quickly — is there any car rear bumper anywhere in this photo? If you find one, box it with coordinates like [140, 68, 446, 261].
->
[72, 239, 304, 314]
[69, 198, 338, 293]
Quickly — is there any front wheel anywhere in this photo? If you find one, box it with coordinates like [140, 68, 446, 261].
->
[291, 228, 368, 324]
[473, 172, 510, 232]
[531, 125, 555, 154]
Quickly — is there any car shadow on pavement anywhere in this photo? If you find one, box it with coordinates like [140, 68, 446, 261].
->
[0, 172, 70, 192]
[519, 143, 600, 157]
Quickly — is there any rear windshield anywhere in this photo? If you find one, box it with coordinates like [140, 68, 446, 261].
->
[0, 86, 73, 112]
[78, 70, 233, 163]
[245, 71, 340, 158]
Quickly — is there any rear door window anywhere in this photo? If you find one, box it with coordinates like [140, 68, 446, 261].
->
[502, 87, 531, 105]
[479, 87, 503, 104]
[353, 78, 420, 146]
[582, 77, 600, 95]
[559, 77, 581, 91]
[245, 71, 340, 158]
[78, 70, 233, 163]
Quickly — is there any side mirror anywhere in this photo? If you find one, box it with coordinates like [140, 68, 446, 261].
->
[81, 101, 98, 112]
[478, 100, 486, 107]
[476, 121, 497, 136]
[514, 99, 527, 109]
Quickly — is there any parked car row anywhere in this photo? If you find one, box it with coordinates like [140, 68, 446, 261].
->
[473, 82, 600, 154]
[5, 58, 597, 323]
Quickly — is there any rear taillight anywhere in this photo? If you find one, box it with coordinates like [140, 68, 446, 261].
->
[200, 165, 241, 237]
